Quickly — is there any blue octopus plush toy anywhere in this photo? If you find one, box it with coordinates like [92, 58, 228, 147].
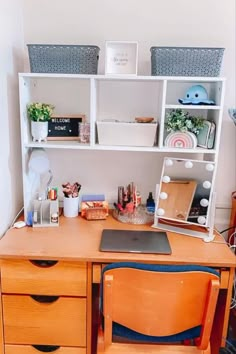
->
[179, 85, 215, 105]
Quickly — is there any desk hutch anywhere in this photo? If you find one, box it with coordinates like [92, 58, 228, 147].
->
[18, 74, 225, 218]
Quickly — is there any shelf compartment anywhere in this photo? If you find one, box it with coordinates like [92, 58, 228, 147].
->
[165, 80, 223, 106]
[162, 107, 220, 151]
[95, 79, 163, 124]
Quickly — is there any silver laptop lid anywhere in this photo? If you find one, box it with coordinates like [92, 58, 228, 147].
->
[100, 229, 172, 255]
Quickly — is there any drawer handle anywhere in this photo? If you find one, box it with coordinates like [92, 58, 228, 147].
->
[30, 260, 58, 268]
[30, 295, 59, 303]
[32, 345, 60, 352]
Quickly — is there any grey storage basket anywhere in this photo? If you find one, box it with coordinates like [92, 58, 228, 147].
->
[27, 44, 100, 74]
[150, 47, 224, 77]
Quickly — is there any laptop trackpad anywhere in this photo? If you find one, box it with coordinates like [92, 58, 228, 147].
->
[99, 229, 172, 255]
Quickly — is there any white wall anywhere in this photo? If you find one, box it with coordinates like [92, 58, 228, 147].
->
[0, 1, 24, 236]
[21, 0, 236, 230]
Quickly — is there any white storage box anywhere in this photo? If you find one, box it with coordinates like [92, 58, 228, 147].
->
[97, 121, 157, 147]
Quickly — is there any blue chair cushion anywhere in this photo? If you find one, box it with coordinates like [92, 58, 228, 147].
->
[112, 321, 201, 342]
[100, 262, 219, 343]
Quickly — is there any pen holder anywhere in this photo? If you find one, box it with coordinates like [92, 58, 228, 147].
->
[63, 196, 79, 217]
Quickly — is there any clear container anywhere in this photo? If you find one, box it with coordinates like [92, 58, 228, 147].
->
[113, 205, 154, 225]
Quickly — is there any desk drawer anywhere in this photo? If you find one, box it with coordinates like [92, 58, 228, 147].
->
[3, 295, 86, 347]
[5, 345, 86, 354]
[1, 259, 87, 296]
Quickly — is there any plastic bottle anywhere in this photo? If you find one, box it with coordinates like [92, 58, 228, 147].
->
[146, 192, 155, 213]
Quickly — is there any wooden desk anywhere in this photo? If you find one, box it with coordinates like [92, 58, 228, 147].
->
[0, 215, 235, 354]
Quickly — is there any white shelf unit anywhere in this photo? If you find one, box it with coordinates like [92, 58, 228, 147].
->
[18, 73, 225, 220]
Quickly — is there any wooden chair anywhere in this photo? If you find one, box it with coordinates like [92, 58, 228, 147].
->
[97, 262, 220, 354]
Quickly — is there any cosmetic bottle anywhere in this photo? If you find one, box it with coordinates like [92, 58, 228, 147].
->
[146, 192, 155, 213]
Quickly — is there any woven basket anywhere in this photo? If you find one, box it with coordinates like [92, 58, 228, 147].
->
[27, 44, 100, 74]
[150, 47, 224, 77]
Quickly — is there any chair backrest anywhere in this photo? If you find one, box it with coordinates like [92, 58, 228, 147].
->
[101, 262, 220, 351]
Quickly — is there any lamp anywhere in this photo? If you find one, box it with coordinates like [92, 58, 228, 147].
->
[27, 149, 58, 227]
[28, 148, 53, 200]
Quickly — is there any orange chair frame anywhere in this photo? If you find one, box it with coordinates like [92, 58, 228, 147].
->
[98, 266, 220, 354]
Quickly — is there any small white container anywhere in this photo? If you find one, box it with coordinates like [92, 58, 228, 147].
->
[97, 121, 157, 147]
[63, 196, 79, 217]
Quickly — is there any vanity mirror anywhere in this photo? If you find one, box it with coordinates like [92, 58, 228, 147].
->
[153, 157, 217, 241]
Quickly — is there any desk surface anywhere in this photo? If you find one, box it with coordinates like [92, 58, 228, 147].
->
[0, 214, 235, 267]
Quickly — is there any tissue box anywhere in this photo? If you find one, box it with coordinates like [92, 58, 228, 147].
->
[97, 121, 157, 147]
[81, 200, 109, 220]
[85, 207, 108, 220]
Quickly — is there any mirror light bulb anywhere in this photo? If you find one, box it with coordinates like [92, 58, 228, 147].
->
[165, 159, 173, 167]
[157, 208, 165, 216]
[197, 216, 206, 225]
[206, 163, 214, 172]
[203, 181, 211, 189]
[200, 198, 209, 207]
[160, 192, 168, 200]
[162, 175, 170, 183]
[185, 161, 193, 169]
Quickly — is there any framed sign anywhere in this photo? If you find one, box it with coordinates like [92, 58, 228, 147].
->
[48, 114, 86, 140]
[105, 41, 138, 75]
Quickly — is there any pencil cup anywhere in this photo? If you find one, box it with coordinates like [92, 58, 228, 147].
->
[63, 196, 79, 217]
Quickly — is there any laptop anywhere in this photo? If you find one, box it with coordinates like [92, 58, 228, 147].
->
[99, 229, 172, 255]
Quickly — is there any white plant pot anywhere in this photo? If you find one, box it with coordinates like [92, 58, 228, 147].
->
[31, 121, 48, 142]
[63, 196, 79, 217]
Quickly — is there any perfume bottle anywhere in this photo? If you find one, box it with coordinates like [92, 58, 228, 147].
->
[146, 192, 155, 213]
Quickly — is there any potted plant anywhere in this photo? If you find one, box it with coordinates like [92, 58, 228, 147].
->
[165, 109, 205, 148]
[166, 109, 205, 135]
[27, 102, 54, 142]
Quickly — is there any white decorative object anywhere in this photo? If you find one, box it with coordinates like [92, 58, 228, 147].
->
[105, 41, 138, 75]
[165, 131, 197, 149]
[63, 196, 79, 217]
[31, 121, 48, 142]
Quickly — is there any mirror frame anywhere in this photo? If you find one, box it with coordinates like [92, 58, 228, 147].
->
[153, 157, 217, 241]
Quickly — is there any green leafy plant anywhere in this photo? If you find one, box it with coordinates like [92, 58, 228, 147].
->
[166, 109, 205, 135]
[27, 102, 54, 122]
